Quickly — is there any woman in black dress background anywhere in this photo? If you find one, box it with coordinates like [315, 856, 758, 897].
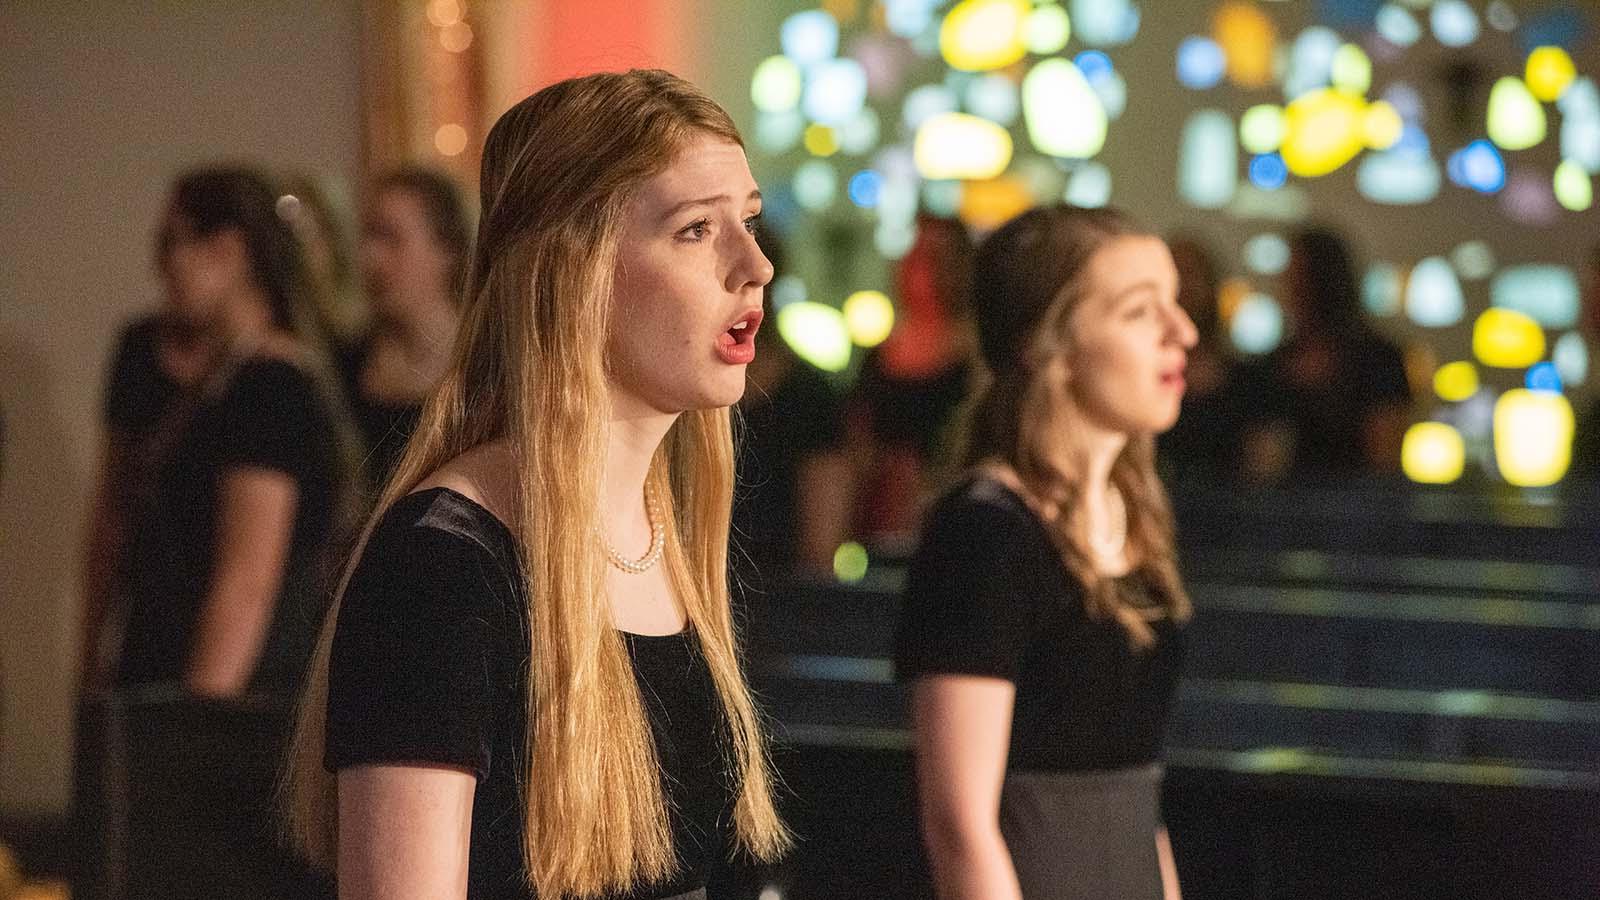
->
[342, 167, 471, 490]
[80, 166, 356, 899]
[898, 205, 1196, 899]
[109, 166, 357, 698]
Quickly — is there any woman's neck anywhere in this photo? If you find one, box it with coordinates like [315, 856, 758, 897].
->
[602, 399, 678, 544]
[1075, 422, 1131, 575]
[205, 285, 278, 357]
[377, 297, 458, 352]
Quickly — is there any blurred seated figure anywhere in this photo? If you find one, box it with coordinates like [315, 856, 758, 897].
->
[1158, 234, 1243, 485]
[734, 227, 851, 580]
[78, 166, 355, 900]
[1233, 226, 1412, 484]
[341, 167, 471, 490]
[846, 214, 977, 546]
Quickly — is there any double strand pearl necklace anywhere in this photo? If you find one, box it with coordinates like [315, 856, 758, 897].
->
[600, 483, 666, 574]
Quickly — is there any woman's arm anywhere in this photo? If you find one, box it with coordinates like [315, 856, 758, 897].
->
[1158, 826, 1182, 900]
[793, 451, 854, 574]
[338, 764, 475, 900]
[183, 466, 298, 697]
[80, 436, 130, 689]
[912, 674, 1023, 900]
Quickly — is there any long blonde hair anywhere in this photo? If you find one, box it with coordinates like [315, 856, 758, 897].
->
[962, 205, 1191, 645]
[284, 69, 788, 896]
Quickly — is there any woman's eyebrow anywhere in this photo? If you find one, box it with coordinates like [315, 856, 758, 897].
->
[1109, 280, 1161, 303]
[658, 189, 763, 222]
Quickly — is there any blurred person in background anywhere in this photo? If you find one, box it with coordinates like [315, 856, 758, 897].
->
[1233, 226, 1411, 484]
[77, 165, 357, 899]
[104, 165, 358, 697]
[846, 214, 977, 548]
[80, 301, 208, 688]
[898, 205, 1194, 900]
[1156, 235, 1241, 486]
[734, 225, 852, 580]
[341, 167, 472, 491]
[281, 173, 367, 353]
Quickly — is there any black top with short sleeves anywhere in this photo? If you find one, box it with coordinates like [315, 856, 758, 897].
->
[116, 356, 343, 695]
[895, 476, 1186, 772]
[324, 488, 735, 899]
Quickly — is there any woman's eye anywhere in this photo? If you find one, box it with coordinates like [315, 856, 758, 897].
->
[679, 219, 710, 241]
[743, 214, 762, 236]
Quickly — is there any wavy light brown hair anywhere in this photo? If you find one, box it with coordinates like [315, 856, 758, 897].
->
[284, 69, 788, 895]
[962, 204, 1190, 645]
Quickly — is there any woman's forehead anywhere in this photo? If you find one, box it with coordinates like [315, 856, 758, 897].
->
[1085, 236, 1175, 294]
[637, 138, 755, 209]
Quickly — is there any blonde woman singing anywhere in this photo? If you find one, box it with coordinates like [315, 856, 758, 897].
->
[285, 70, 788, 900]
[898, 205, 1197, 900]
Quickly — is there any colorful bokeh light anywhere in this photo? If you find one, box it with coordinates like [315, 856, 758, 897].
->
[1178, 36, 1227, 90]
[1553, 160, 1593, 212]
[1486, 77, 1547, 151]
[1405, 257, 1465, 327]
[1280, 89, 1368, 177]
[1231, 293, 1284, 355]
[1071, 0, 1139, 47]
[1180, 109, 1238, 208]
[939, 0, 1030, 72]
[1553, 332, 1589, 387]
[1025, 4, 1072, 55]
[1431, 0, 1480, 49]
[1493, 389, 1574, 487]
[1526, 46, 1576, 103]
[1473, 308, 1546, 369]
[1240, 104, 1286, 154]
[1433, 361, 1479, 402]
[777, 301, 853, 373]
[843, 289, 895, 347]
[1023, 59, 1107, 159]
[913, 112, 1013, 179]
[1491, 265, 1579, 329]
[1447, 140, 1506, 193]
[1402, 422, 1466, 485]
[781, 10, 840, 65]
[752, 56, 804, 113]
[1214, 1, 1276, 89]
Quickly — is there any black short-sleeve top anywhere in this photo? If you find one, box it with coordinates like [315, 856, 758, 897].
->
[325, 488, 736, 900]
[103, 314, 180, 439]
[895, 477, 1187, 772]
[116, 356, 344, 694]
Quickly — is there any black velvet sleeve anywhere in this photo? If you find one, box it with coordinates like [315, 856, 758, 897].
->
[103, 316, 168, 433]
[324, 513, 514, 778]
[895, 486, 1045, 683]
[213, 358, 324, 480]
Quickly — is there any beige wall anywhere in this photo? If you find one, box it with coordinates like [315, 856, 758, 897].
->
[0, 0, 362, 815]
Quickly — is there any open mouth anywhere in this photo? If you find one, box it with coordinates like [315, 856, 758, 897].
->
[716, 309, 763, 364]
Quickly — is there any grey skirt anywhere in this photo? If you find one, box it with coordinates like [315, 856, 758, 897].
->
[999, 764, 1164, 900]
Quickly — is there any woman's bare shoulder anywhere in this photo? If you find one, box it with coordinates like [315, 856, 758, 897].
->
[411, 440, 518, 527]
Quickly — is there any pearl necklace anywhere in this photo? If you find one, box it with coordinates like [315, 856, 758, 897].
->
[600, 484, 666, 575]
